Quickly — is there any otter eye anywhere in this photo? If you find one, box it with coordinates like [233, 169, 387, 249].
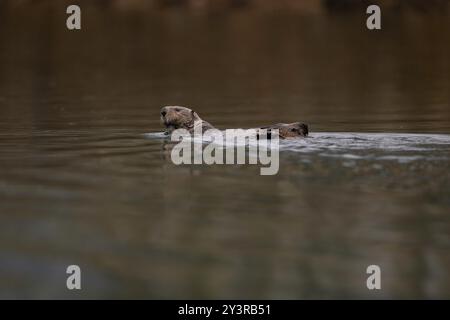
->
[174, 108, 180, 112]
[290, 128, 297, 132]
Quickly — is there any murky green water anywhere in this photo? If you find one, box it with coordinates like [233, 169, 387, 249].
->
[1, 3, 450, 299]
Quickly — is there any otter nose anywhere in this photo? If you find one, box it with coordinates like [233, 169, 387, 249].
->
[161, 110, 167, 117]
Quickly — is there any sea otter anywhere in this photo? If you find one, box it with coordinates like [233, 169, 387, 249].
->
[160, 105, 309, 139]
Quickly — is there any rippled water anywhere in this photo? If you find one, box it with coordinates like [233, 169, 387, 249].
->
[148, 131, 450, 157]
[1, 4, 450, 299]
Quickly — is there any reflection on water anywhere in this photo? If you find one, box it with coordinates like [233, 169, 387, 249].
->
[0, 3, 450, 299]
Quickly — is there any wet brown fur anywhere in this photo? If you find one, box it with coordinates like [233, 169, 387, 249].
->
[160, 106, 309, 139]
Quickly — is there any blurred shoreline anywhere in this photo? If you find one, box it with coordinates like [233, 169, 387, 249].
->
[1, 0, 449, 133]
[1, 0, 449, 15]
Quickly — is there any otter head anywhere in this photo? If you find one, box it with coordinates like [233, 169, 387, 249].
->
[278, 122, 309, 138]
[160, 106, 200, 133]
[262, 122, 309, 139]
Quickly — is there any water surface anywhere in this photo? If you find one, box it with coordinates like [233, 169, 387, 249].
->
[1, 4, 450, 299]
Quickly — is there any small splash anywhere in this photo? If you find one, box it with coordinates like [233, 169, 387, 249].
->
[143, 130, 280, 149]
[143, 132, 167, 139]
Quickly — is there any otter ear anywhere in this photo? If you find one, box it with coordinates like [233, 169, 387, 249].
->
[191, 110, 199, 119]
[299, 124, 309, 136]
